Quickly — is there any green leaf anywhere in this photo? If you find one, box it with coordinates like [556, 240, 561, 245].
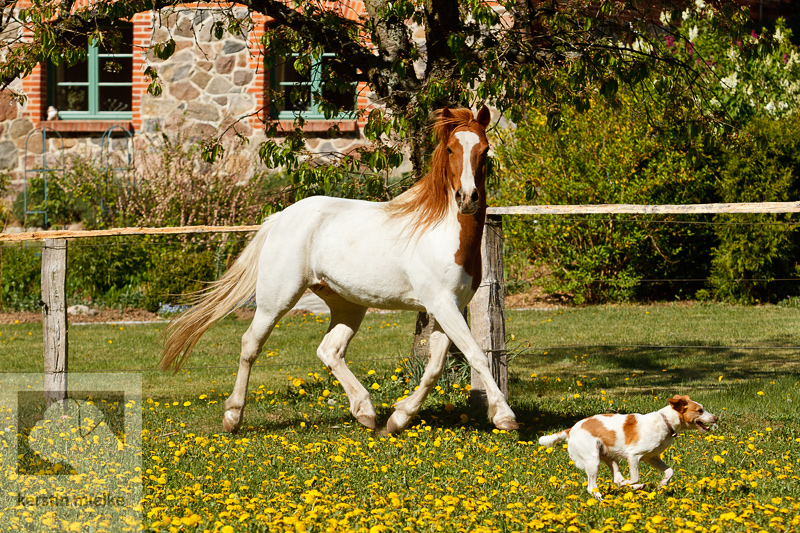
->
[153, 39, 176, 60]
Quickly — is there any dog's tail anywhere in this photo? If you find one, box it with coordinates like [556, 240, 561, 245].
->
[538, 429, 570, 447]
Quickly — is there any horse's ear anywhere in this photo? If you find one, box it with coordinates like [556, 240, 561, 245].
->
[476, 105, 491, 128]
[441, 107, 453, 119]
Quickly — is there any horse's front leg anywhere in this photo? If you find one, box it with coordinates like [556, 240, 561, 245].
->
[428, 300, 518, 431]
[385, 323, 451, 434]
[223, 309, 277, 432]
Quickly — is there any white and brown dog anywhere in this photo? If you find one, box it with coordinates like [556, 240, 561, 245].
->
[538, 395, 718, 500]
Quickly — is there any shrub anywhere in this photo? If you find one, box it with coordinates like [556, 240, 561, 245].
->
[11, 172, 93, 228]
[1, 128, 274, 311]
[143, 246, 218, 313]
[67, 238, 151, 308]
[492, 96, 719, 304]
[0, 244, 42, 311]
[710, 115, 800, 303]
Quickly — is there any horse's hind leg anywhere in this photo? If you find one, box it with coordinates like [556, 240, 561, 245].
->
[385, 322, 451, 434]
[315, 299, 375, 429]
[223, 307, 280, 432]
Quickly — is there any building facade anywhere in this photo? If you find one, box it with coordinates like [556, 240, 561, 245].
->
[0, 2, 373, 191]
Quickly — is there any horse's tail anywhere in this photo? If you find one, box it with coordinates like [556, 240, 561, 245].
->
[538, 429, 570, 448]
[160, 216, 276, 372]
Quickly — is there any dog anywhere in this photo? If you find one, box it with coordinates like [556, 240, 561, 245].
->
[538, 395, 718, 501]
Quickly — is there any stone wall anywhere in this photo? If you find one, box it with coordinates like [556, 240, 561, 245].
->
[1, 6, 374, 215]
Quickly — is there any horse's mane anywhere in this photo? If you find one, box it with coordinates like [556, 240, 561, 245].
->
[385, 108, 477, 232]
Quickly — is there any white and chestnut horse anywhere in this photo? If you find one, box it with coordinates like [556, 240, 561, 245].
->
[161, 106, 518, 434]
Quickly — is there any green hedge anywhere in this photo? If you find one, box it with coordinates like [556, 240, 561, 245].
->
[492, 97, 719, 304]
[710, 115, 800, 303]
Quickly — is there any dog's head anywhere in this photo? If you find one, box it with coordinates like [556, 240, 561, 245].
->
[668, 395, 718, 432]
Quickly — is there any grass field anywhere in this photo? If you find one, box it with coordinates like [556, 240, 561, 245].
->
[1, 303, 799, 532]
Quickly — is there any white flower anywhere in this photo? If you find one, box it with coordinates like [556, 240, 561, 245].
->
[720, 72, 738, 90]
[726, 47, 738, 61]
[775, 27, 784, 43]
[632, 38, 652, 54]
[765, 101, 776, 113]
[659, 10, 672, 25]
[695, 0, 706, 9]
[688, 26, 699, 42]
[682, 9, 691, 20]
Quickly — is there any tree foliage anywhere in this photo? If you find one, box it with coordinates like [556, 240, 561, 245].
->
[492, 93, 720, 304]
[493, 5, 800, 304]
[0, 0, 754, 189]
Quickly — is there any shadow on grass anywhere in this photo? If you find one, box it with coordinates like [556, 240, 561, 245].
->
[512, 343, 800, 393]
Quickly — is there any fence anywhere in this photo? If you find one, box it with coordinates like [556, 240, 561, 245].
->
[3, 201, 800, 409]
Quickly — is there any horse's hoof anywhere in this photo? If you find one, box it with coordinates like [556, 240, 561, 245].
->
[494, 417, 519, 431]
[384, 412, 407, 435]
[222, 410, 241, 433]
[356, 414, 377, 430]
[384, 419, 401, 435]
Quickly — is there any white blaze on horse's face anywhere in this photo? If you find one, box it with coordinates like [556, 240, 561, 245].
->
[452, 131, 482, 215]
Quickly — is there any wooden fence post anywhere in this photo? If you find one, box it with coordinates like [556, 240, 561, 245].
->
[469, 214, 508, 409]
[41, 239, 68, 410]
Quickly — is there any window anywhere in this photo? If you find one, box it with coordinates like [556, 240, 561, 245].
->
[47, 23, 133, 120]
[270, 53, 356, 120]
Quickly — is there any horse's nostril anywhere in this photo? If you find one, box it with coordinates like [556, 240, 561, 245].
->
[456, 190, 465, 203]
[470, 190, 479, 203]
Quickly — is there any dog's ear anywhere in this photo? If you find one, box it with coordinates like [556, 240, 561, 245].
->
[669, 394, 688, 412]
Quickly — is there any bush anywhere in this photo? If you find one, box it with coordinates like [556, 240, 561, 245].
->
[710, 115, 800, 303]
[1, 127, 273, 311]
[0, 244, 42, 311]
[143, 246, 219, 313]
[67, 238, 151, 308]
[11, 172, 94, 229]
[492, 96, 719, 304]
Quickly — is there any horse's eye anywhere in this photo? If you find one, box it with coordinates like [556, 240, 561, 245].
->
[446, 146, 453, 155]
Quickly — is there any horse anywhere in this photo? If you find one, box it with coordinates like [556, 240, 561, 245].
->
[160, 105, 519, 435]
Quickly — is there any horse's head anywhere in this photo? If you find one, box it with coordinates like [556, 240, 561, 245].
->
[439, 105, 491, 216]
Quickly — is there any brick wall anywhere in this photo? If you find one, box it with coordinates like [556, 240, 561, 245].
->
[1, 3, 374, 190]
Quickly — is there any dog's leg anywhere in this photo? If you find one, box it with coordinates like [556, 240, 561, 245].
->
[585, 460, 604, 501]
[602, 456, 625, 487]
[621, 456, 644, 490]
[645, 456, 674, 488]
